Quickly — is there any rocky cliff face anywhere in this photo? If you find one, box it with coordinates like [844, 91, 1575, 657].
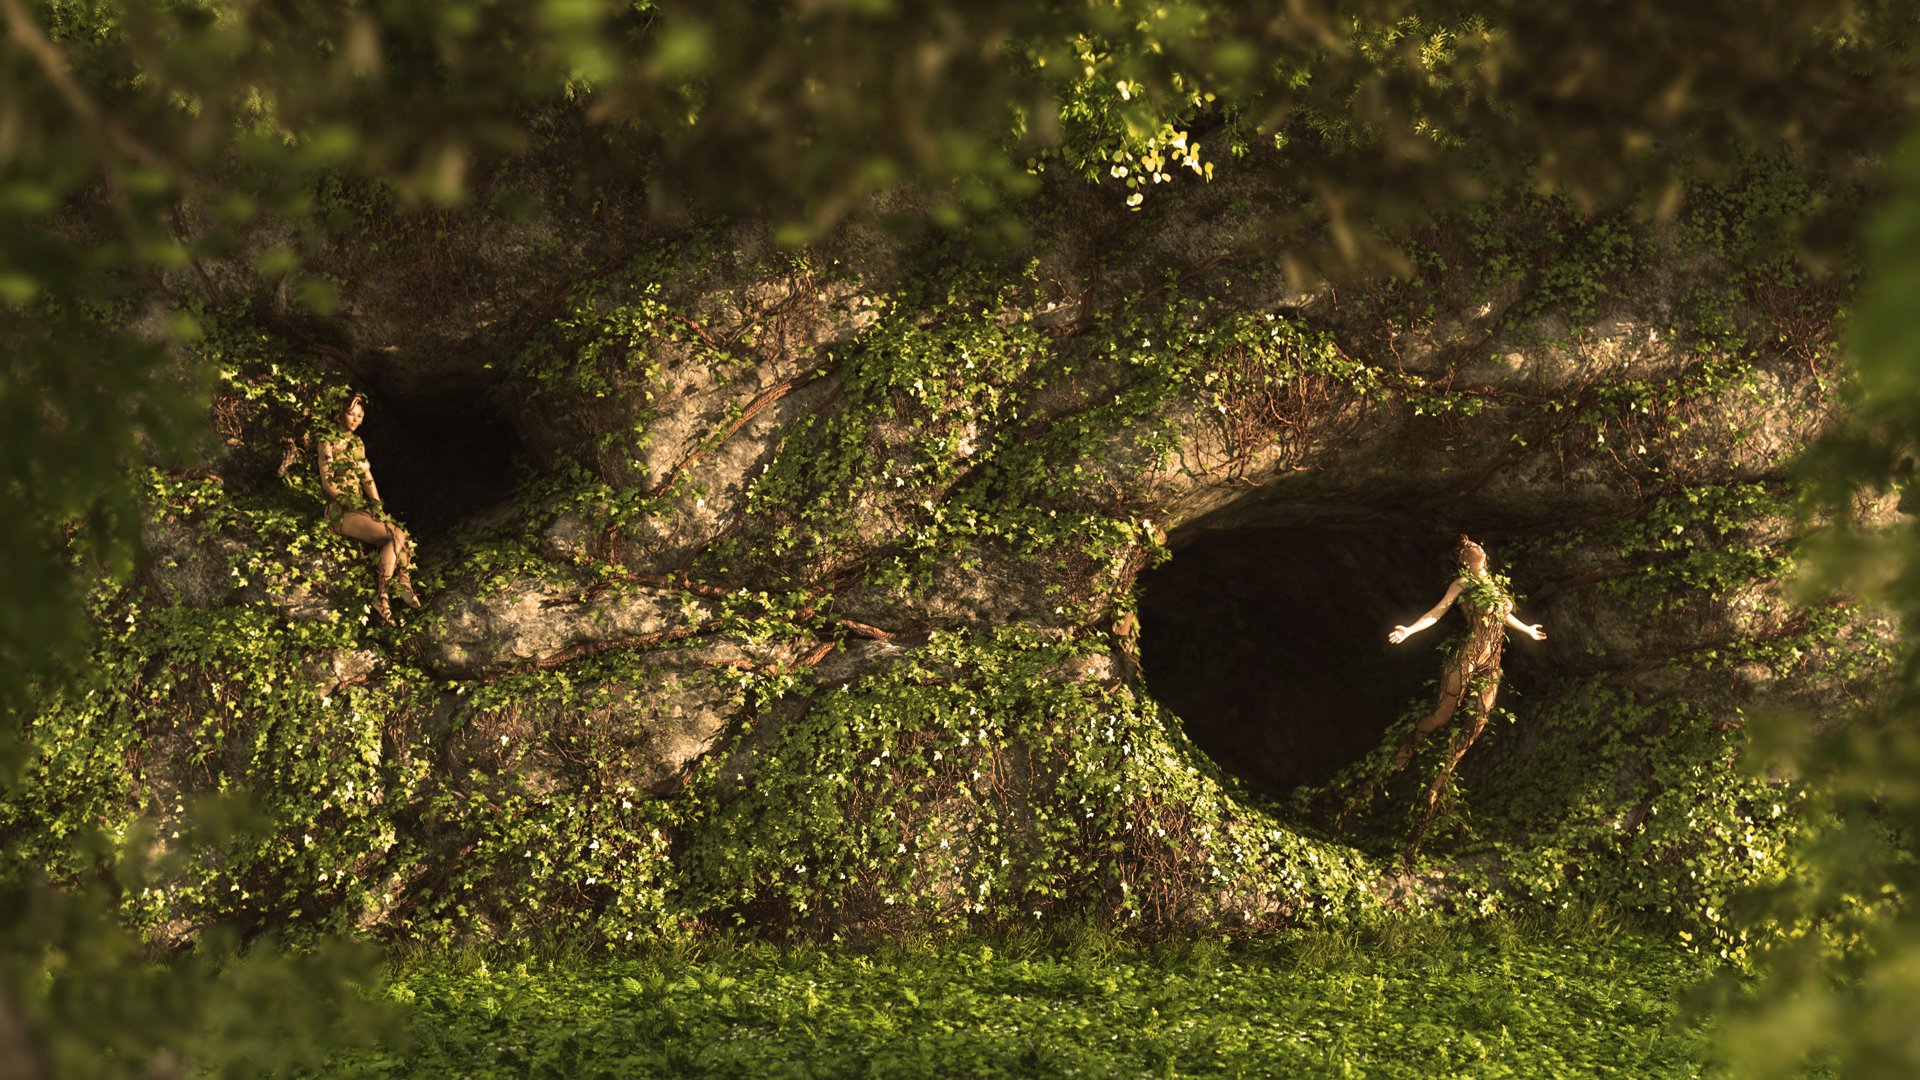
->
[9, 167, 1889, 950]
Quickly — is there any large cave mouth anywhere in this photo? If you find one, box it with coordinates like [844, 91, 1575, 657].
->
[1137, 526, 1478, 797]
[356, 378, 529, 539]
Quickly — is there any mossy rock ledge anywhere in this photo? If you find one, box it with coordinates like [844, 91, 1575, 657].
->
[16, 178, 1892, 950]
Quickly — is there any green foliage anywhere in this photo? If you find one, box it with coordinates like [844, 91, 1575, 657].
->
[4, 0, 1915, 1071]
[678, 626, 1376, 935]
[2, 879, 397, 1078]
[504, 263, 737, 492]
[1517, 480, 1892, 682]
[741, 277, 1052, 579]
[1706, 120, 1920, 1078]
[1442, 474, 1892, 963]
[2, 595, 438, 935]
[396, 657, 689, 946]
[732, 269, 1373, 612]
[1461, 687, 1805, 961]
[1447, 192, 1650, 328]
[13, 199, 1874, 963]
[7, 283, 1391, 952]
[323, 926, 1722, 1077]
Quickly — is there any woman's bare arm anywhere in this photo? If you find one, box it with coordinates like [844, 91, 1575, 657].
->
[316, 440, 341, 500]
[1389, 579, 1464, 644]
[1505, 611, 1547, 641]
[355, 445, 382, 504]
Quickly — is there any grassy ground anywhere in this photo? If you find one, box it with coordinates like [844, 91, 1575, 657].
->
[319, 916, 1725, 1078]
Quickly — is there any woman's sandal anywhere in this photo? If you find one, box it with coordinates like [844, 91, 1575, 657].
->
[394, 575, 422, 609]
[372, 594, 395, 626]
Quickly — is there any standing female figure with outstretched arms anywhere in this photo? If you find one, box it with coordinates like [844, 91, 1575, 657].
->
[1386, 535, 1545, 821]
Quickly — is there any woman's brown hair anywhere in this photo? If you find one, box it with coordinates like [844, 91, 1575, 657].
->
[1452, 534, 1485, 567]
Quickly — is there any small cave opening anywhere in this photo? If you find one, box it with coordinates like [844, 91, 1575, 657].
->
[355, 378, 529, 539]
[1137, 527, 1496, 797]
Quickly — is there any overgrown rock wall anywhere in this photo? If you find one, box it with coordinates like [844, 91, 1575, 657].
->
[3, 162, 1890, 953]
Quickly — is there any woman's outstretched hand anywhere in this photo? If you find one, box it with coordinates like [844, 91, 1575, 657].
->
[1388, 625, 1412, 644]
[1519, 623, 1547, 641]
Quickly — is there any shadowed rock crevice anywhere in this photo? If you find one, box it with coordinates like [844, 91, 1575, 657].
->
[357, 377, 528, 538]
[1138, 527, 1479, 796]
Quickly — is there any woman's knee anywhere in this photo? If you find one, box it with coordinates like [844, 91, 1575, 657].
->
[336, 512, 384, 544]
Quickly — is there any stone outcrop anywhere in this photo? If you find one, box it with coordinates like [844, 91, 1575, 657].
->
[103, 169, 1888, 941]
[424, 579, 720, 679]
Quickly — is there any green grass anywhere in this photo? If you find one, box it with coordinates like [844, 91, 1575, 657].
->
[324, 920, 1725, 1078]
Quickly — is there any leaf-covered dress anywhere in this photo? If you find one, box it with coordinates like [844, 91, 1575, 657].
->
[320, 431, 394, 528]
[1445, 570, 1514, 696]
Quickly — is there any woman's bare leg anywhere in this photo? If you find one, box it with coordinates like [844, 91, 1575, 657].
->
[337, 511, 399, 621]
[1393, 666, 1465, 770]
[1408, 677, 1503, 845]
[389, 524, 420, 607]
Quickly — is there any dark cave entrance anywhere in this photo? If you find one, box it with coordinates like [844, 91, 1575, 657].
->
[1137, 527, 1483, 797]
[355, 378, 528, 539]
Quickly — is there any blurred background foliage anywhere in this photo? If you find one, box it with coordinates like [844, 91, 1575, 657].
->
[5, 0, 1920, 1072]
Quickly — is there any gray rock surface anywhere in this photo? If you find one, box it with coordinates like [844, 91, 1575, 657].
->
[121, 174, 1888, 945]
[424, 577, 720, 678]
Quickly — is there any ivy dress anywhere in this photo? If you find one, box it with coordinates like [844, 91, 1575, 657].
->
[320, 431, 395, 531]
[1402, 569, 1519, 837]
[1442, 570, 1515, 713]
[1348, 569, 1522, 841]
